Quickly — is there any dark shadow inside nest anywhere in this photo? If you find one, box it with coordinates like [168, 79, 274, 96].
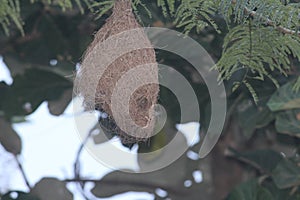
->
[95, 104, 149, 149]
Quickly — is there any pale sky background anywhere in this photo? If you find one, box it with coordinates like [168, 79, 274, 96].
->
[0, 57, 201, 199]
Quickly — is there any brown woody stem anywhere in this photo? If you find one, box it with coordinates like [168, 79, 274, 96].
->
[231, 0, 300, 37]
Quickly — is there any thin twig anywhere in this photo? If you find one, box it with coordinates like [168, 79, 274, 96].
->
[74, 131, 93, 179]
[231, 0, 300, 37]
[14, 155, 31, 190]
[64, 178, 188, 196]
[73, 131, 93, 200]
[247, 9, 300, 36]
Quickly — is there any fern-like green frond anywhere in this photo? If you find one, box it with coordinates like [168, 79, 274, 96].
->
[157, 0, 176, 16]
[0, 0, 23, 35]
[92, 0, 153, 21]
[30, 0, 94, 13]
[90, 0, 114, 19]
[293, 77, 300, 91]
[250, 1, 300, 32]
[215, 22, 300, 101]
[243, 80, 259, 103]
[30, 0, 73, 11]
[131, 0, 152, 21]
[218, 0, 247, 24]
[218, 0, 300, 33]
[175, 0, 219, 34]
[74, 0, 93, 13]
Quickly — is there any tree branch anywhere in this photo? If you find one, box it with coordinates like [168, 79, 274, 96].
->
[64, 178, 188, 196]
[73, 131, 93, 200]
[14, 155, 31, 190]
[231, 0, 300, 37]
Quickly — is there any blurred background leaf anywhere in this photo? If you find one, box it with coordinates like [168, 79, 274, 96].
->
[274, 109, 300, 137]
[268, 81, 300, 112]
[31, 178, 73, 200]
[226, 179, 273, 200]
[0, 117, 22, 155]
[271, 159, 300, 189]
[2, 191, 39, 200]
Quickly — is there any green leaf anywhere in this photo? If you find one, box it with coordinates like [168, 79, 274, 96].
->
[2, 191, 39, 200]
[3, 55, 32, 76]
[47, 88, 72, 116]
[0, 0, 24, 36]
[0, 117, 21, 155]
[293, 77, 300, 92]
[274, 109, 300, 137]
[2, 6, 96, 71]
[268, 82, 300, 112]
[227, 179, 273, 200]
[2, 68, 72, 117]
[228, 148, 283, 173]
[263, 181, 300, 200]
[31, 178, 73, 200]
[238, 100, 274, 138]
[157, 0, 176, 16]
[272, 159, 300, 189]
[215, 23, 300, 102]
[174, 0, 220, 34]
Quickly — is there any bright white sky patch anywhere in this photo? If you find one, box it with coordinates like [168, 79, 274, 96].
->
[0, 145, 20, 193]
[100, 192, 154, 200]
[186, 150, 199, 160]
[67, 182, 155, 200]
[192, 170, 203, 183]
[176, 122, 200, 146]
[0, 56, 13, 85]
[183, 180, 192, 188]
[155, 188, 168, 198]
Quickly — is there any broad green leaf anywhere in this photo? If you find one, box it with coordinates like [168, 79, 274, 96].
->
[3, 55, 32, 76]
[227, 179, 273, 200]
[0, 81, 10, 113]
[275, 109, 300, 137]
[2, 68, 72, 117]
[31, 178, 73, 200]
[2, 8, 95, 70]
[238, 100, 274, 138]
[228, 148, 283, 173]
[47, 88, 72, 116]
[263, 181, 300, 200]
[0, 118, 22, 155]
[267, 82, 300, 112]
[91, 170, 154, 197]
[2, 191, 39, 200]
[272, 159, 300, 189]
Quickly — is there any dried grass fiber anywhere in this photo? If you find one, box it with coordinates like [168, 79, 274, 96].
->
[75, 0, 159, 144]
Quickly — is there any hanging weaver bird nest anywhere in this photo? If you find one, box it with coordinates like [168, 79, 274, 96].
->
[74, 0, 159, 145]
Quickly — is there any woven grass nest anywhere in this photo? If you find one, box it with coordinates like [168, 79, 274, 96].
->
[75, 0, 159, 145]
